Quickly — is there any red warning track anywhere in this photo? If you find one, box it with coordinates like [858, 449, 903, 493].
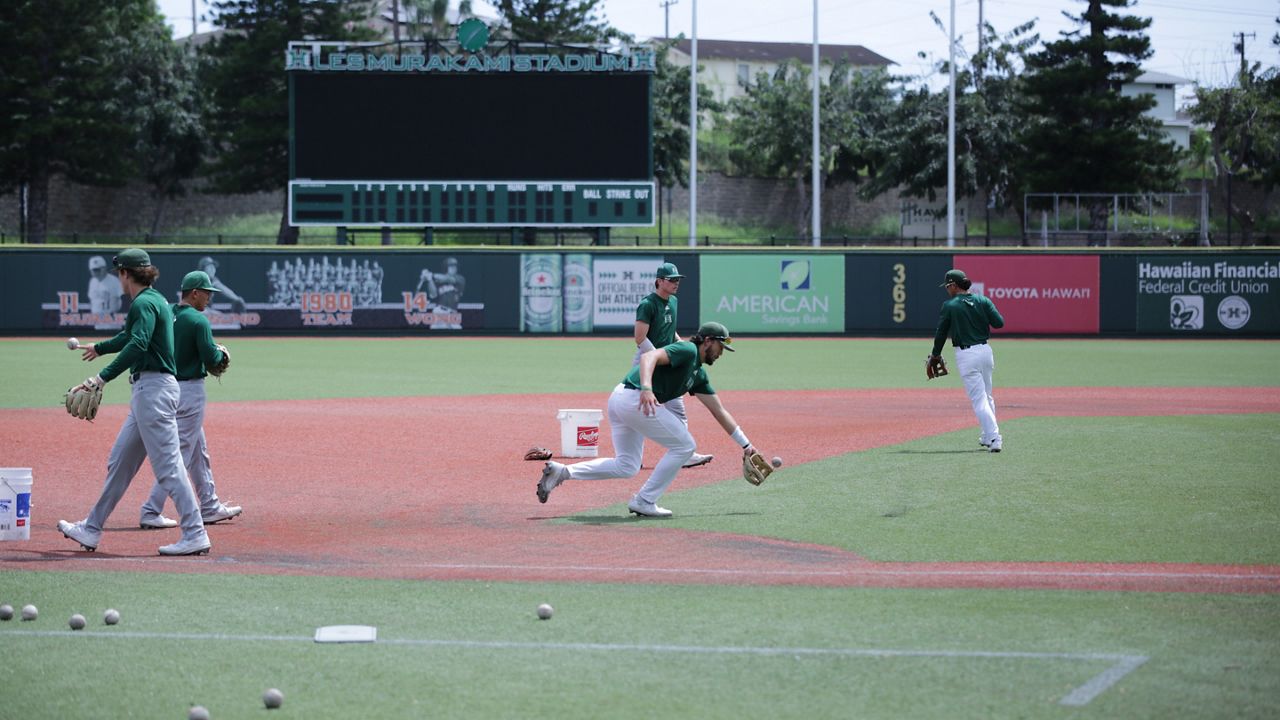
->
[3, 387, 1278, 593]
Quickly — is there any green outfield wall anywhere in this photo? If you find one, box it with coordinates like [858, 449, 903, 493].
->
[1, 248, 1276, 336]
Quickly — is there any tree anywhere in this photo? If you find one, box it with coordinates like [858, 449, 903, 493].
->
[399, 0, 473, 40]
[1017, 0, 1182, 239]
[490, 0, 620, 44]
[649, 39, 719, 240]
[857, 20, 1037, 240]
[200, 0, 378, 244]
[0, 0, 203, 243]
[1189, 64, 1280, 243]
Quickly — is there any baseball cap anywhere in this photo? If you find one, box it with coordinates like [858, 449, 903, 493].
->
[655, 262, 684, 280]
[88, 256, 107, 270]
[112, 248, 151, 268]
[180, 270, 218, 292]
[940, 269, 968, 286]
[696, 321, 734, 351]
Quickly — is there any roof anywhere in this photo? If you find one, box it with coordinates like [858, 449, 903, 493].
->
[667, 38, 894, 67]
[1132, 70, 1192, 85]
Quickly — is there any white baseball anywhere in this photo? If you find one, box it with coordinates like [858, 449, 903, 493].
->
[772, 456, 783, 468]
[188, 705, 210, 720]
[66, 337, 80, 350]
[69, 613, 86, 630]
[536, 603, 554, 620]
[0, 604, 13, 620]
[21, 604, 37, 621]
[263, 688, 284, 709]
[104, 608, 120, 625]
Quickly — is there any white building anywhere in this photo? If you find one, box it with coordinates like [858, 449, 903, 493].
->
[1121, 70, 1193, 149]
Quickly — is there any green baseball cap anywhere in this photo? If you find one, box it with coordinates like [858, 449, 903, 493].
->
[655, 262, 684, 280]
[941, 269, 968, 286]
[112, 248, 151, 269]
[181, 270, 218, 292]
[696, 321, 734, 351]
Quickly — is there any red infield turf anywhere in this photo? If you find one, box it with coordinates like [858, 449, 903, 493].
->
[3, 387, 1279, 594]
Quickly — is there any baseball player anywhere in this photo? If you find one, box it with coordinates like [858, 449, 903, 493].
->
[87, 255, 123, 329]
[137, 271, 242, 529]
[930, 269, 1006, 452]
[58, 249, 212, 556]
[633, 262, 713, 469]
[537, 321, 762, 517]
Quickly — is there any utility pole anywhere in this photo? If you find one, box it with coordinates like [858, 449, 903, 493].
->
[392, 0, 400, 44]
[1234, 32, 1256, 81]
[661, 0, 679, 39]
[191, 0, 197, 37]
[976, 0, 984, 89]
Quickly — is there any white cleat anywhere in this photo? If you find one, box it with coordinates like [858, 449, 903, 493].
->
[537, 461, 567, 504]
[682, 453, 714, 469]
[203, 504, 243, 524]
[988, 436, 1003, 453]
[58, 520, 100, 552]
[627, 498, 673, 518]
[158, 534, 212, 556]
[139, 514, 178, 530]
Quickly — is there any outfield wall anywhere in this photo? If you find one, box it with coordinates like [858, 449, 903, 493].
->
[1, 248, 1276, 336]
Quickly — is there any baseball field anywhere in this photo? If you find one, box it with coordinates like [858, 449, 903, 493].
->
[0, 336, 1277, 719]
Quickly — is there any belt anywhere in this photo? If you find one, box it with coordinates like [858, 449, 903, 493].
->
[955, 342, 987, 350]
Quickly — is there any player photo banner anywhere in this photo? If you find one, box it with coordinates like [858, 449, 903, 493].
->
[1134, 255, 1280, 334]
[954, 255, 1100, 334]
[36, 251, 490, 332]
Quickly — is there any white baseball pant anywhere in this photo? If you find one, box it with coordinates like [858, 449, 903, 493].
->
[955, 344, 1000, 442]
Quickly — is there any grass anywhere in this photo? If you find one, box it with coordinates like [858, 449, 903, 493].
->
[1, 572, 1277, 719]
[1, 336, 1277, 718]
[4, 337, 1277, 408]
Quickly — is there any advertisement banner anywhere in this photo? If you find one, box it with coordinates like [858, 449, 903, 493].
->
[592, 256, 670, 329]
[39, 251, 490, 332]
[1135, 255, 1280, 334]
[699, 255, 844, 332]
[520, 254, 563, 332]
[845, 254, 955, 333]
[955, 255, 1100, 334]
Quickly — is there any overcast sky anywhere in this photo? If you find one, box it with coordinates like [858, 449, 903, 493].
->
[159, 0, 1278, 89]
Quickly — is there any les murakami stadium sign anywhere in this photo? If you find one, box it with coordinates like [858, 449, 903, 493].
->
[286, 20, 655, 73]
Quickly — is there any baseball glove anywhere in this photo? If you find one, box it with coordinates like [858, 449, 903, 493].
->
[65, 376, 104, 422]
[742, 451, 773, 486]
[926, 355, 949, 380]
[208, 344, 230, 377]
[524, 446, 553, 461]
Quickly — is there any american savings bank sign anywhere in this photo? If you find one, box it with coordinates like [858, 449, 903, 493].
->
[959, 255, 1100, 334]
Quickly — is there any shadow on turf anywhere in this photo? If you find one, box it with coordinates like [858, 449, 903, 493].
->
[548, 511, 763, 525]
[893, 449, 990, 454]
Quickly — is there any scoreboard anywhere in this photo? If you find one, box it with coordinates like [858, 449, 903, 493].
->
[292, 181, 652, 226]
[287, 41, 655, 227]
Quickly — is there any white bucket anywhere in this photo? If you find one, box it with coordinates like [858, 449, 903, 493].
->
[0, 467, 33, 542]
[556, 409, 603, 458]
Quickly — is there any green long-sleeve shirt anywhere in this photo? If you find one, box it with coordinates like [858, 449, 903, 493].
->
[172, 304, 225, 381]
[94, 287, 176, 382]
[931, 292, 1005, 356]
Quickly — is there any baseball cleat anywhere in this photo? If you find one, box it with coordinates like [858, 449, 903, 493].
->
[58, 520, 100, 552]
[202, 503, 243, 524]
[158, 533, 212, 556]
[988, 436, 1003, 453]
[537, 461, 568, 503]
[627, 498, 673, 518]
[978, 436, 992, 448]
[139, 514, 178, 530]
[682, 453, 714, 469]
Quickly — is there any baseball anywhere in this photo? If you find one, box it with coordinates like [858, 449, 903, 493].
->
[771, 456, 783, 468]
[66, 337, 79, 350]
[536, 603, 554, 620]
[263, 688, 284, 709]
[21, 604, 37, 621]
[104, 608, 120, 625]
[69, 613, 86, 630]
[0, 604, 12, 620]
[188, 705, 210, 720]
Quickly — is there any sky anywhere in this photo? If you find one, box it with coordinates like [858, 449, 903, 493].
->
[157, 0, 1278, 90]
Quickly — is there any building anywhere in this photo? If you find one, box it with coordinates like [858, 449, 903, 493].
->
[664, 39, 894, 106]
[1121, 70, 1193, 149]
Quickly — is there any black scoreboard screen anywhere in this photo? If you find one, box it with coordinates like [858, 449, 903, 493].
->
[288, 62, 654, 227]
